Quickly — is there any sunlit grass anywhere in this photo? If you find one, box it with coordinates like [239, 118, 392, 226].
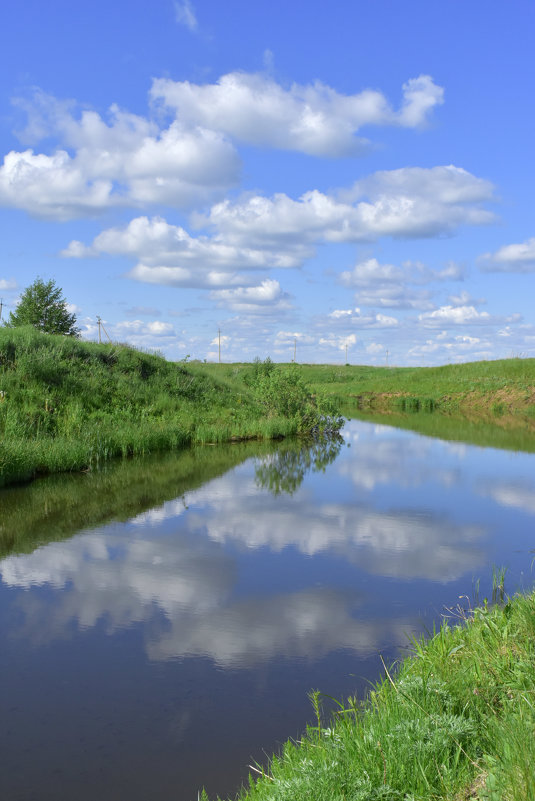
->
[202, 588, 535, 801]
[202, 359, 535, 431]
[0, 328, 342, 486]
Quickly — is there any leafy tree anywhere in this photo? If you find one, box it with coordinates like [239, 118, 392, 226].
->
[7, 278, 79, 336]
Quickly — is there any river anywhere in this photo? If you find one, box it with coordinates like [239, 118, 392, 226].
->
[1, 417, 534, 800]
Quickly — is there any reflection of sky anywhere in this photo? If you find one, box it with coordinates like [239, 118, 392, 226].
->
[0, 524, 416, 666]
[477, 479, 535, 515]
[2, 420, 535, 668]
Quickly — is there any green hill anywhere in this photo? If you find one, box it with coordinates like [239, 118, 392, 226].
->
[0, 327, 340, 487]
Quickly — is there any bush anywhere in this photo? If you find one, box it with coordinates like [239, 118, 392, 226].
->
[252, 363, 344, 434]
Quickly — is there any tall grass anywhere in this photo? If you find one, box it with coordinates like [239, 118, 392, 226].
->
[197, 358, 535, 424]
[203, 359, 535, 398]
[201, 589, 535, 801]
[0, 328, 342, 487]
[302, 360, 535, 423]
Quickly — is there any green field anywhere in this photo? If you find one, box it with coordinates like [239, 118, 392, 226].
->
[205, 584, 535, 801]
[205, 359, 535, 418]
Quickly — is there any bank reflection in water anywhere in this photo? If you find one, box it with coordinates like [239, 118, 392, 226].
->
[2, 418, 535, 801]
[1, 426, 489, 667]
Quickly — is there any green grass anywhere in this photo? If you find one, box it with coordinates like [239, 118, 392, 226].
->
[298, 359, 535, 398]
[202, 359, 535, 399]
[302, 360, 535, 426]
[0, 328, 342, 487]
[203, 588, 535, 801]
[202, 359, 535, 426]
[3, 332, 532, 487]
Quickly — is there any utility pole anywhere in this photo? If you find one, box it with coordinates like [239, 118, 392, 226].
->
[97, 316, 111, 343]
[218, 328, 221, 364]
[293, 337, 297, 363]
[345, 343, 348, 364]
[0, 298, 3, 321]
[386, 349, 389, 367]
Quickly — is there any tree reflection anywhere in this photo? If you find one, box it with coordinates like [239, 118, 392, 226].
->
[254, 435, 343, 496]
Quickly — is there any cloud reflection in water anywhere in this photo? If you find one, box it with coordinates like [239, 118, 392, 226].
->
[0, 421, 490, 667]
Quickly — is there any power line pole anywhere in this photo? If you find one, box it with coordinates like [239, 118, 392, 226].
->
[0, 298, 3, 321]
[386, 349, 389, 367]
[218, 328, 221, 364]
[293, 337, 296, 363]
[345, 343, 348, 364]
[97, 316, 111, 343]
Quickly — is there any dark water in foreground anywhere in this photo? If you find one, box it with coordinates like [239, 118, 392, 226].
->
[1, 418, 535, 801]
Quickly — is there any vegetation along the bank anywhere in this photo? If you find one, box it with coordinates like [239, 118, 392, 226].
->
[202, 586, 535, 801]
[0, 326, 342, 487]
[302, 360, 535, 422]
[205, 359, 535, 424]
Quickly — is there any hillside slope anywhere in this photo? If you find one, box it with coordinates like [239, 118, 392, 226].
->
[0, 327, 340, 486]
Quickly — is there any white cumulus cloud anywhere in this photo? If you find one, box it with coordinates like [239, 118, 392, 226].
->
[209, 279, 292, 313]
[151, 72, 444, 157]
[366, 342, 384, 354]
[0, 149, 117, 220]
[62, 216, 304, 289]
[115, 320, 175, 337]
[447, 290, 485, 307]
[327, 308, 399, 328]
[338, 257, 464, 310]
[418, 305, 492, 326]
[203, 166, 495, 248]
[1, 93, 240, 219]
[479, 237, 535, 272]
[61, 164, 493, 292]
[319, 333, 358, 351]
[408, 333, 492, 362]
[274, 331, 316, 345]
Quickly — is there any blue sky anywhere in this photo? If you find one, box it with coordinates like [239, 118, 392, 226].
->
[1, 0, 534, 364]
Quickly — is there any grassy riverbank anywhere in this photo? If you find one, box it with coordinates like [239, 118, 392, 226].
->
[304, 359, 535, 422]
[3, 329, 533, 487]
[206, 587, 535, 801]
[0, 327, 341, 487]
[205, 359, 535, 423]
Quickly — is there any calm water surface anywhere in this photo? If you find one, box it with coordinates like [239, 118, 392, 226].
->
[1, 418, 535, 800]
